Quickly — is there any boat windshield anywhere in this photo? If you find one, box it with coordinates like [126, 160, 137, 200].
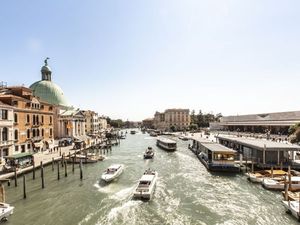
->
[213, 153, 235, 161]
[138, 181, 151, 187]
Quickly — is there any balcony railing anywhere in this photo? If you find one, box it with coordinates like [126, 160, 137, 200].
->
[0, 140, 14, 146]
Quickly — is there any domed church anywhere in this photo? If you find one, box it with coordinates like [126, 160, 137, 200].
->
[30, 58, 70, 108]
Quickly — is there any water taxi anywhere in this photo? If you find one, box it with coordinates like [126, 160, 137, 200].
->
[178, 136, 189, 141]
[133, 169, 158, 200]
[263, 176, 300, 191]
[197, 143, 240, 173]
[156, 137, 177, 151]
[101, 164, 124, 182]
[246, 170, 287, 183]
[144, 147, 154, 159]
[130, 130, 136, 135]
[0, 202, 14, 222]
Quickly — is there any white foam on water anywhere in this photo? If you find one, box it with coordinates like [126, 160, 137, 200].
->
[109, 185, 136, 201]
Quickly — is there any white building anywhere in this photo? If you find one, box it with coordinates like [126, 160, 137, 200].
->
[0, 101, 14, 160]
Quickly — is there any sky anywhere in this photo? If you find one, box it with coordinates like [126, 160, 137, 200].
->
[0, 0, 300, 121]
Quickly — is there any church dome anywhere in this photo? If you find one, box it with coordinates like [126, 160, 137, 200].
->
[30, 58, 70, 107]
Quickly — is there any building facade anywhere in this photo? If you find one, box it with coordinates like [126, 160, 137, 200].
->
[0, 101, 14, 159]
[153, 109, 190, 131]
[210, 111, 300, 135]
[82, 110, 99, 135]
[142, 118, 154, 129]
[0, 86, 54, 154]
[98, 116, 108, 130]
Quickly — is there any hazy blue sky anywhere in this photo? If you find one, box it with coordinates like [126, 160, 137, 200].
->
[1, 0, 300, 120]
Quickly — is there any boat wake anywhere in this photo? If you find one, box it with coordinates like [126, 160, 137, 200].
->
[109, 185, 136, 201]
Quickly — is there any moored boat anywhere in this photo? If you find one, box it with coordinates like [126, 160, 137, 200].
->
[282, 191, 300, 201]
[67, 154, 100, 163]
[144, 147, 154, 159]
[133, 169, 158, 200]
[263, 176, 300, 191]
[101, 164, 124, 182]
[246, 170, 287, 183]
[156, 137, 177, 151]
[0, 202, 14, 222]
[282, 200, 300, 221]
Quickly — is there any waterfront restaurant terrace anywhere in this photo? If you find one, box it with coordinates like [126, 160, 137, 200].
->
[216, 135, 300, 169]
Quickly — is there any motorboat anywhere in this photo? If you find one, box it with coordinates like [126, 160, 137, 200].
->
[178, 136, 189, 141]
[263, 176, 300, 191]
[133, 169, 158, 200]
[156, 137, 177, 151]
[0, 202, 14, 222]
[144, 147, 154, 159]
[67, 154, 99, 163]
[246, 170, 287, 183]
[101, 164, 124, 182]
[130, 130, 136, 135]
[282, 191, 300, 201]
[150, 132, 158, 137]
[282, 200, 300, 221]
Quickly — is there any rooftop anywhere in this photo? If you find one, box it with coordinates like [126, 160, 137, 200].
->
[200, 142, 237, 153]
[217, 135, 300, 151]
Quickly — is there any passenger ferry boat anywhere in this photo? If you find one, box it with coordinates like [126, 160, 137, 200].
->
[101, 164, 124, 182]
[156, 137, 177, 151]
[133, 169, 158, 200]
[197, 142, 240, 173]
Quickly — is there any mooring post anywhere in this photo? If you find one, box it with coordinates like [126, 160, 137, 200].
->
[57, 161, 60, 180]
[14, 168, 18, 187]
[52, 157, 54, 171]
[0, 183, 5, 203]
[61, 155, 64, 168]
[41, 162, 45, 189]
[64, 161, 68, 177]
[72, 157, 75, 173]
[33, 163, 36, 180]
[23, 175, 26, 199]
[80, 159, 83, 180]
[85, 151, 88, 164]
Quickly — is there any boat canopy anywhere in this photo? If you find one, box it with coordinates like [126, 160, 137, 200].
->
[158, 138, 176, 144]
[4, 152, 33, 159]
[140, 175, 154, 182]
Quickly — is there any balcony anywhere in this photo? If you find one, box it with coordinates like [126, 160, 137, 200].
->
[0, 140, 14, 147]
[31, 136, 43, 142]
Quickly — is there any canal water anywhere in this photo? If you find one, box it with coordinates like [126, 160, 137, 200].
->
[5, 131, 298, 225]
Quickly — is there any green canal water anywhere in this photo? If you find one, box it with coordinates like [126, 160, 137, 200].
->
[5, 132, 298, 225]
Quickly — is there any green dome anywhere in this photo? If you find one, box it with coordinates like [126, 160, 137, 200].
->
[30, 80, 69, 107]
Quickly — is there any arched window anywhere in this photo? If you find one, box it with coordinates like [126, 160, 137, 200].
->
[50, 128, 53, 136]
[2, 127, 8, 141]
[14, 130, 18, 140]
[33, 115, 36, 125]
[27, 114, 30, 123]
[36, 115, 39, 124]
[14, 113, 18, 123]
[41, 116, 44, 124]
[33, 129, 36, 137]
[42, 129, 44, 137]
[27, 129, 30, 139]
[37, 129, 40, 137]
[50, 116, 53, 124]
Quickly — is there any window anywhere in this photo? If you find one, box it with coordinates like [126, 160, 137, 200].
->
[27, 129, 30, 139]
[2, 127, 8, 141]
[33, 129, 36, 137]
[14, 113, 18, 123]
[15, 146, 19, 152]
[37, 129, 40, 137]
[41, 116, 44, 124]
[27, 114, 30, 123]
[27, 143, 31, 149]
[0, 110, 8, 120]
[42, 129, 44, 137]
[14, 130, 18, 141]
[50, 116, 53, 124]
[50, 128, 53, 136]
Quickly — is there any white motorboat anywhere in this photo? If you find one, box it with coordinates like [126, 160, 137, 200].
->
[156, 137, 177, 151]
[101, 164, 124, 182]
[133, 169, 158, 200]
[0, 202, 14, 222]
[144, 147, 154, 159]
[246, 170, 287, 183]
[262, 176, 300, 191]
[282, 200, 300, 221]
[178, 136, 189, 141]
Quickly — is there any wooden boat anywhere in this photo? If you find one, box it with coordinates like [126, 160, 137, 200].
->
[133, 169, 158, 200]
[0, 202, 14, 222]
[282, 191, 300, 201]
[67, 154, 99, 163]
[282, 200, 300, 221]
[263, 176, 300, 191]
[101, 164, 124, 182]
[246, 170, 287, 183]
[144, 147, 154, 159]
[156, 137, 177, 151]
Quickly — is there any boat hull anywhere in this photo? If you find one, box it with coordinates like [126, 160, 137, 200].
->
[133, 172, 158, 200]
[156, 143, 176, 151]
[101, 165, 124, 182]
[198, 154, 240, 173]
[0, 203, 14, 222]
[282, 201, 300, 221]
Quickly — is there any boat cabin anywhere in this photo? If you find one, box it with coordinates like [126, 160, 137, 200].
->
[4, 152, 33, 171]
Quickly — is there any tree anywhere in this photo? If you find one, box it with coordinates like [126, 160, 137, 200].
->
[289, 123, 300, 143]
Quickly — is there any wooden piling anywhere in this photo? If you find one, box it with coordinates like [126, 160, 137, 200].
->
[0, 183, 5, 203]
[61, 155, 64, 167]
[284, 176, 288, 201]
[41, 162, 45, 189]
[64, 161, 68, 177]
[85, 152, 88, 164]
[72, 157, 75, 173]
[271, 166, 274, 178]
[251, 161, 254, 173]
[23, 175, 26, 199]
[33, 163, 36, 180]
[40, 161, 43, 177]
[52, 157, 54, 171]
[80, 159, 83, 180]
[288, 166, 292, 191]
[14, 169, 17, 187]
[280, 162, 283, 170]
[57, 161, 60, 180]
